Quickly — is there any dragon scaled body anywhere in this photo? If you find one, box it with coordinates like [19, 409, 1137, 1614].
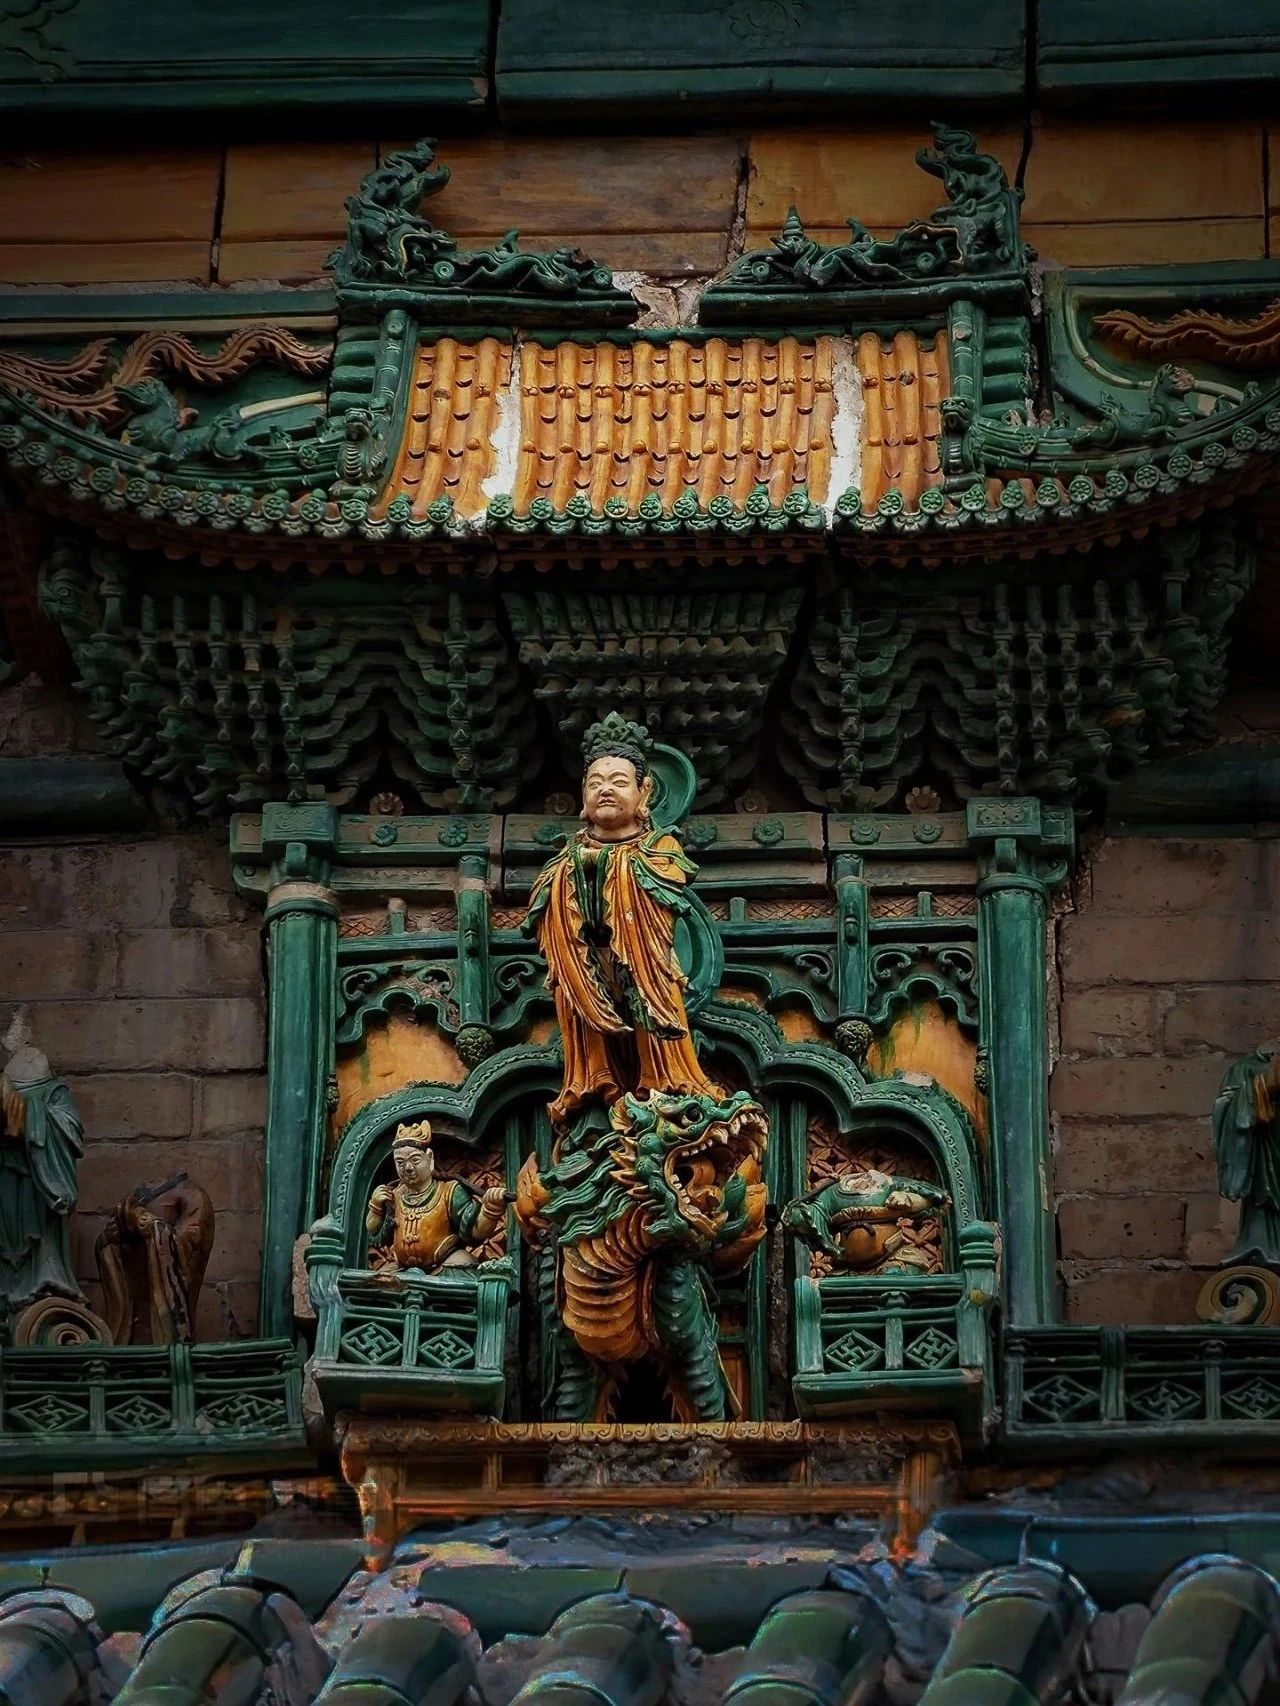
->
[517, 1087, 768, 1422]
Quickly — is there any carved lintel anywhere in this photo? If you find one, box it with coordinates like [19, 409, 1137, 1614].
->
[339, 1416, 959, 1557]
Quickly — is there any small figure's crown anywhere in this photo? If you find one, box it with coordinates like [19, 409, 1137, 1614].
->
[392, 1119, 433, 1149]
[581, 712, 653, 773]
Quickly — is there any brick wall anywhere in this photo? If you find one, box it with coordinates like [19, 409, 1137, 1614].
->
[0, 679, 265, 1338]
[1051, 836, 1280, 1325]
[0, 117, 1273, 288]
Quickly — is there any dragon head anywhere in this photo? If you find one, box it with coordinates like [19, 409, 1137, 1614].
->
[115, 377, 170, 411]
[519, 1087, 768, 1262]
[619, 1087, 768, 1248]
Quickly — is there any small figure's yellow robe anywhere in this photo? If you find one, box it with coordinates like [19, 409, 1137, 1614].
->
[527, 828, 719, 1125]
[367, 1178, 479, 1270]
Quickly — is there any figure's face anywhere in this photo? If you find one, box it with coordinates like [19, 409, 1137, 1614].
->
[582, 756, 646, 840]
[394, 1146, 434, 1190]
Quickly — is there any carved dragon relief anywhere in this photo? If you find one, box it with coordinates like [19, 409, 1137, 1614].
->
[0, 324, 332, 467]
[329, 138, 635, 325]
[1096, 300, 1280, 372]
[518, 1088, 768, 1421]
[702, 122, 1029, 319]
[0, 325, 331, 427]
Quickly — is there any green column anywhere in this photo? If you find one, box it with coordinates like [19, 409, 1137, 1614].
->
[258, 804, 339, 1339]
[968, 801, 1073, 1329]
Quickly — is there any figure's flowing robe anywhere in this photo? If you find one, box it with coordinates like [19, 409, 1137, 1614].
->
[528, 829, 719, 1125]
[0, 1074, 83, 1307]
[1213, 1051, 1280, 1263]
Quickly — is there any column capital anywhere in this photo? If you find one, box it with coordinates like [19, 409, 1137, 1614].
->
[967, 798, 1074, 892]
[260, 801, 340, 857]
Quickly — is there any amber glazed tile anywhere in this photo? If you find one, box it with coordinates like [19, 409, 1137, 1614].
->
[377, 331, 944, 520]
[511, 336, 837, 514]
[375, 337, 512, 520]
[857, 330, 949, 510]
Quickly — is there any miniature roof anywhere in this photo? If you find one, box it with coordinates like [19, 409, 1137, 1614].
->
[0, 128, 1277, 601]
[1, 128, 1278, 817]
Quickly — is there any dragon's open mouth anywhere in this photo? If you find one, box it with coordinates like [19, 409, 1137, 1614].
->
[663, 1101, 767, 1229]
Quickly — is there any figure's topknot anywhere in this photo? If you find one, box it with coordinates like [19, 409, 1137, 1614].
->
[581, 713, 653, 782]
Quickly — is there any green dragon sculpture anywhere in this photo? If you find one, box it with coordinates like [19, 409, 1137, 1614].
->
[784, 1167, 950, 1275]
[517, 1087, 768, 1422]
[115, 377, 264, 465]
[328, 138, 627, 313]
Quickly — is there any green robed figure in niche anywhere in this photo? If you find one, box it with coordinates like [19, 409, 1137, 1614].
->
[0, 1038, 84, 1310]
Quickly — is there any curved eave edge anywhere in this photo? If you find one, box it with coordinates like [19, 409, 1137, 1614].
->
[2, 384, 1280, 561]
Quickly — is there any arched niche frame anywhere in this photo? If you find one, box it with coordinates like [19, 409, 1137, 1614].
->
[697, 999, 991, 1243]
[695, 1000, 998, 1425]
[306, 1043, 561, 1299]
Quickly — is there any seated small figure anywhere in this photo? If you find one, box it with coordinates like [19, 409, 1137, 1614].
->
[784, 1166, 950, 1276]
[365, 1120, 507, 1273]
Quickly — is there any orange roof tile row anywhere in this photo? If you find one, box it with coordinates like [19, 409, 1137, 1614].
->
[511, 335, 837, 513]
[377, 336, 510, 520]
[856, 329, 949, 512]
[376, 332, 949, 521]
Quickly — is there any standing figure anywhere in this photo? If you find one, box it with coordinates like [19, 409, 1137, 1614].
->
[0, 1040, 84, 1312]
[526, 713, 720, 1129]
[1212, 1044, 1280, 1265]
[366, 1121, 507, 1273]
[517, 717, 769, 1423]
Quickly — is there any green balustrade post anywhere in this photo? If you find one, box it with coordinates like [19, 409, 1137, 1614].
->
[967, 801, 1073, 1328]
[256, 803, 340, 1339]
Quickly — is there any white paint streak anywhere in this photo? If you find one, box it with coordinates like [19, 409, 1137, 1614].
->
[824, 335, 862, 524]
[480, 340, 524, 521]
